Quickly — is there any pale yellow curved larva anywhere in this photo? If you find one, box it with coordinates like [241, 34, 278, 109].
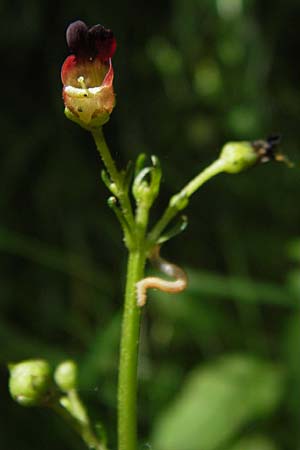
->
[136, 246, 188, 307]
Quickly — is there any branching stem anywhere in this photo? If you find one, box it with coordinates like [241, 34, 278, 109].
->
[148, 158, 225, 244]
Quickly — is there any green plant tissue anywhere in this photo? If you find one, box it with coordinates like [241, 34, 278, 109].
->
[226, 434, 278, 450]
[151, 354, 284, 450]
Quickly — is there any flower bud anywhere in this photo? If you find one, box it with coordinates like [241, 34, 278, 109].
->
[9, 360, 52, 406]
[219, 136, 285, 174]
[132, 156, 162, 207]
[54, 360, 78, 392]
[61, 21, 116, 129]
[219, 142, 258, 173]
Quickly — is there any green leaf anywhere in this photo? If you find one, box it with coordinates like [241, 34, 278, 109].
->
[286, 238, 300, 262]
[226, 435, 278, 450]
[0, 226, 109, 290]
[186, 269, 296, 307]
[151, 354, 284, 450]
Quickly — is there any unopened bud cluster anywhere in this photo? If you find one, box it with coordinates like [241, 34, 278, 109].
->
[8, 359, 78, 407]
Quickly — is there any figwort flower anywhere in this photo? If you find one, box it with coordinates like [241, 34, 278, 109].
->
[61, 20, 116, 129]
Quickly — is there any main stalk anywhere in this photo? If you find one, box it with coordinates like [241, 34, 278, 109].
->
[118, 249, 146, 450]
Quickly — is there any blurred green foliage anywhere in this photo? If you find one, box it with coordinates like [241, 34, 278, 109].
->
[152, 354, 283, 450]
[1, 0, 300, 449]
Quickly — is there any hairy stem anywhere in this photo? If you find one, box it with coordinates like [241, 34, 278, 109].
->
[118, 249, 146, 450]
[92, 128, 135, 229]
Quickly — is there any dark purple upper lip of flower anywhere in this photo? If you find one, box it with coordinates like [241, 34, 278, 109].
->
[66, 20, 116, 62]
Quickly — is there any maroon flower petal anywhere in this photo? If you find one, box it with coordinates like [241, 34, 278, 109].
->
[65, 20, 116, 62]
[88, 25, 117, 61]
[66, 20, 88, 55]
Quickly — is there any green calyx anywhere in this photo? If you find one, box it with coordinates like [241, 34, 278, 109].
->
[219, 141, 258, 173]
[9, 360, 52, 407]
[64, 107, 110, 131]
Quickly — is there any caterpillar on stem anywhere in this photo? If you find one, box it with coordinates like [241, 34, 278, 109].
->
[136, 245, 188, 307]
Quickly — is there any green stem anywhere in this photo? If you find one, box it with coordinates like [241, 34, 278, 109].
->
[148, 158, 225, 243]
[182, 159, 225, 197]
[92, 128, 135, 229]
[53, 398, 106, 450]
[118, 249, 147, 450]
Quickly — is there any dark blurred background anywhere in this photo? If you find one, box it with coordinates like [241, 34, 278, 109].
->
[1, 0, 300, 449]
